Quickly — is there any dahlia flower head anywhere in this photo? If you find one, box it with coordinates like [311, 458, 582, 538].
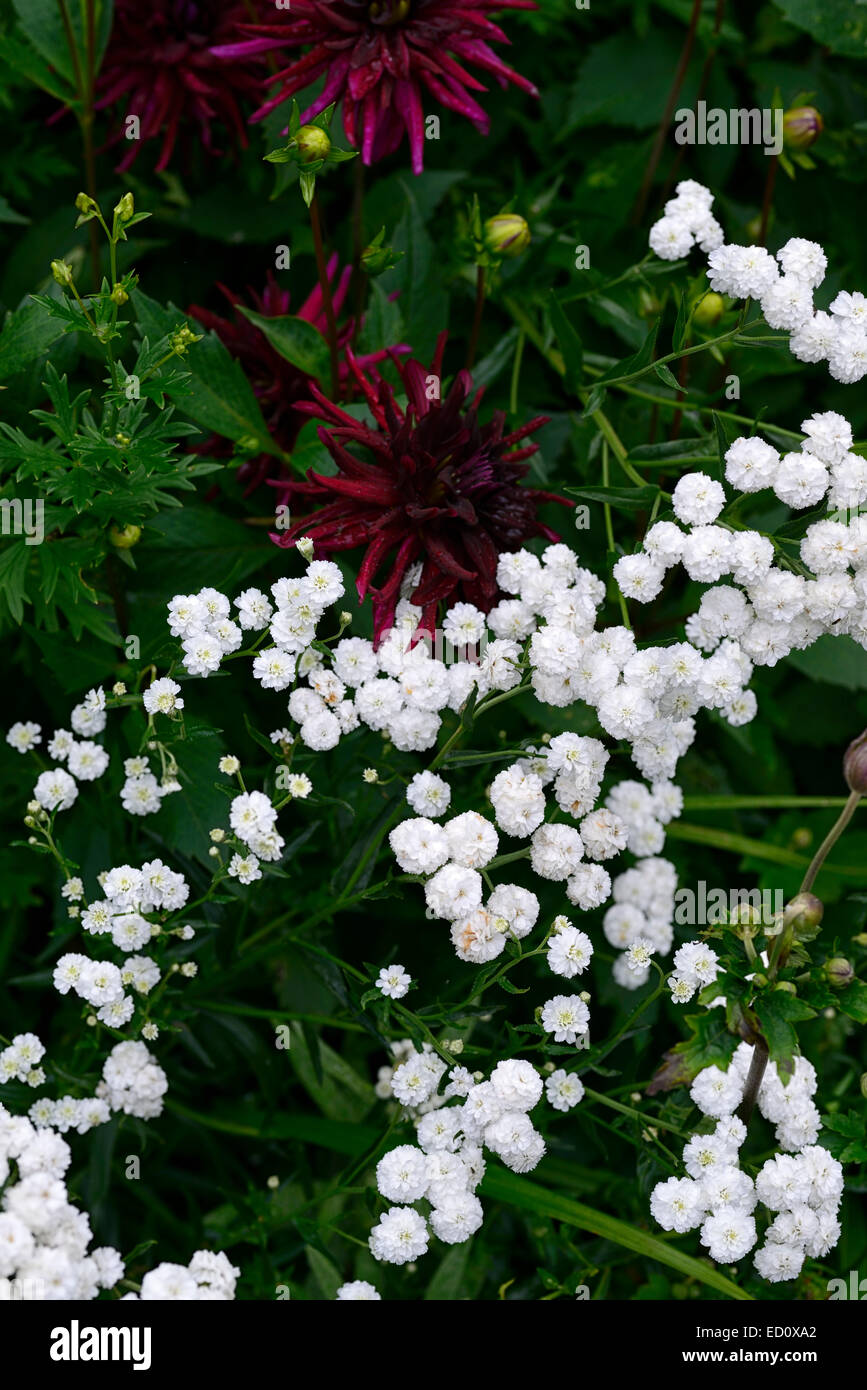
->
[270, 333, 567, 645]
[214, 0, 539, 174]
[617, 408, 867, 671]
[649, 180, 867, 384]
[97, 0, 270, 170]
[650, 1042, 843, 1285]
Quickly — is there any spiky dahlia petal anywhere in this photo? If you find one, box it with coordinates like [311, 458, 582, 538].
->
[213, 0, 538, 172]
[271, 341, 570, 637]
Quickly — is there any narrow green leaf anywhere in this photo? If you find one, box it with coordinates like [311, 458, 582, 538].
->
[480, 1168, 752, 1300]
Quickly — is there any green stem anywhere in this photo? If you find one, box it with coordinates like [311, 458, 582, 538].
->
[466, 265, 486, 371]
[309, 191, 340, 398]
[582, 1087, 691, 1140]
[509, 329, 525, 417]
[799, 790, 863, 895]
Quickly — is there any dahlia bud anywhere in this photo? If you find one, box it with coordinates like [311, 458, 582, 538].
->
[109, 523, 141, 549]
[361, 228, 403, 277]
[693, 291, 725, 329]
[783, 106, 823, 151]
[295, 124, 332, 164]
[843, 729, 867, 794]
[114, 192, 135, 222]
[483, 213, 531, 260]
[51, 260, 74, 288]
[824, 957, 854, 988]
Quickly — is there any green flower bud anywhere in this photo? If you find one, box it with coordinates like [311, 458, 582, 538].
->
[114, 192, 135, 223]
[109, 523, 141, 549]
[783, 107, 823, 151]
[51, 260, 74, 288]
[860, 1073, 867, 1101]
[751, 972, 769, 988]
[111, 284, 129, 306]
[773, 981, 797, 994]
[483, 213, 531, 260]
[843, 729, 867, 794]
[824, 957, 854, 988]
[693, 292, 725, 329]
[75, 192, 99, 219]
[853, 933, 867, 948]
[361, 230, 403, 277]
[295, 124, 332, 164]
[785, 892, 824, 937]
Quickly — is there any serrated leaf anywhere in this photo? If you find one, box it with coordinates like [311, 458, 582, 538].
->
[647, 1011, 737, 1094]
[755, 992, 816, 1070]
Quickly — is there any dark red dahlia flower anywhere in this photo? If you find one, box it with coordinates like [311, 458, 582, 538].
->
[272, 333, 569, 642]
[189, 261, 406, 492]
[213, 0, 539, 174]
[97, 0, 269, 170]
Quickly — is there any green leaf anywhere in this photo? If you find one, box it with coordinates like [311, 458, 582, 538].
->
[838, 979, 867, 1025]
[237, 307, 331, 383]
[647, 1011, 738, 1093]
[755, 992, 817, 1070]
[0, 197, 29, 226]
[480, 1169, 752, 1300]
[357, 280, 405, 357]
[383, 182, 449, 361]
[288, 1023, 376, 1122]
[772, 0, 867, 57]
[471, 327, 519, 390]
[595, 320, 659, 385]
[425, 1244, 471, 1300]
[564, 483, 661, 513]
[579, 384, 608, 418]
[11, 0, 114, 88]
[654, 361, 681, 390]
[305, 1245, 343, 1301]
[786, 636, 867, 691]
[0, 300, 67, 382]
[672, 292, 690, 353]
[131, 291, 280, 455]
[547, 292, 583, 392]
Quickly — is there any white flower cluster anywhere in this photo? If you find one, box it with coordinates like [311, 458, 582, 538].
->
[603, 854, 679, 990]
[0, 1100, 234, 1299]
[0, 1102, 126, 1298]
[8, 690, 113, 817]
[53, 858, 189, 1031]
[620, 412, 867, 667]
[692, 1044, 822, 1153]
[667, 940, 722, 1003]
[227, 788, 285, 879]
[650, 1045, 842, 1284]
[7, 681, 186, 823]
[369, 1058, 547, 1265]
[0, 1033, 47, 1090]
[649, 180, 867, 384]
